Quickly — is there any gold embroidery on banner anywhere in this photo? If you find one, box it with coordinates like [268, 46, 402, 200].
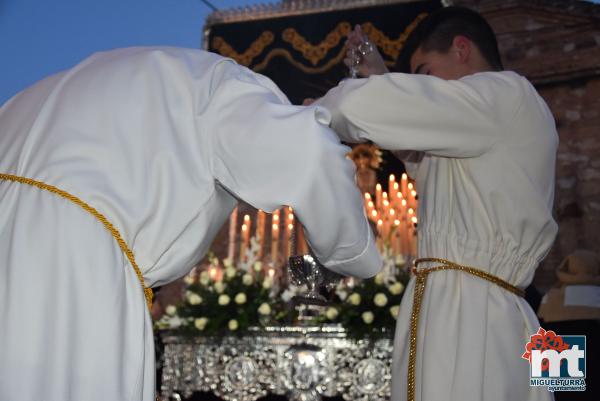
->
[362, 13, 428, 60]
[212, 31, 275, 66]
[282, 22, 351, 66]
[253, 47, 346, 74]
[0, 173, 153, 311]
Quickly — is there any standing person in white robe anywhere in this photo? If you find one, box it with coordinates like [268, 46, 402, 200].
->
[0, 47, 382, 401]
[312, 7, 558, 401]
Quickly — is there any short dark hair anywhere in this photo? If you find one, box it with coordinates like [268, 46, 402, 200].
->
[396, 6, 503, 73]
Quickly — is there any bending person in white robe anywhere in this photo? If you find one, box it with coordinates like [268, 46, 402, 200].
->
[314, 7, 557, 401]
[0, 47, 381, 401]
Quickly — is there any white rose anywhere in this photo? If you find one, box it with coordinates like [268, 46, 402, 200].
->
[336, 289, 348, 301]
[183, 274, 195, 285]
[225, 267, 237, 279]
[186, 291, 203, 305]
[374, 272, 385, 285]
[348, 293, 361, 306]
[262, 277, 273, 289]
[242, 274, 254, 286]
[253, 261, 263, 272]
[362, 311, 374, 324]
[258, 302, 271, 315]
[234, 292, 247, 305]
[194, 317, 208, 331]
[167, 316, 183, 329]
[389, 282, 405, 295]
[325, 307, 339, 320]
[199, 271, 210, 286]
[228, 319, 239, 331]
[223, 258, 233, 268]
[390, 305, 400, 319]
[218, 294, 230, 306]
[165, 305, 177, 316]
[374, 293, 388, 307]
[214, 281, 225, 294]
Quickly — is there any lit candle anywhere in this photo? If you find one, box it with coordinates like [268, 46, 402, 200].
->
[296, 220, 308, 255]
[401, 173, 408, 208]
[410, 216, 418, 256]
[240, 215, 251, 262]
[410, 189, 418, 211]
[256, 210, 266, 259]
[375, 183, 382, 211]
[271, 223, 280, 264]
[283, 207, 294, 260]
[393, 218, 401, 255]
[240, 223, 248, 263]
[389, 174, 396, 199]
[227, 207, 238, 263]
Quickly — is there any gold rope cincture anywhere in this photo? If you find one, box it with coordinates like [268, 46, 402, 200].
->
[407, 257, 525, 401]
[0, 173, 153, 311]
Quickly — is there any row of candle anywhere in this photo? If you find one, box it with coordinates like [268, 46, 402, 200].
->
[365, 173, 418, 256]
[225, 173, 418, 267]
[227, 206, 309, 265]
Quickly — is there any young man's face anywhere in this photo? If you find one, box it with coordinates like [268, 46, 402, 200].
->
[409, 36, 479, 80]
[409, 46, 467, 80]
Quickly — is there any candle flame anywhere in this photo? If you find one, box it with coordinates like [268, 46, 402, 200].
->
[376, 183, 382, 191]
[393, 182, 399, 190]
[244, 214, 250, 222]
[377, 219, 383, 226]
[288, 213, 294, 221]
[390, 209, 395, 216]
[242, 224, 247, 231]
[401, 199, 407, 206]
[268, 269, 275, 277]
[411, 190, 417, 197]
[382, 192, 388, 199]
[288, 223, 293, 230]
[367, 201, 374, 208]
[394, 219, 400, 226]
[371, 210, 378, 217]
[273, 214, 279, 222]
[364, 193, 371, 200]
[408, 183, 414, 190]
[383, 200, 389, 207]
[408, 208, 414, 215]
[272, 223, 279, 230]
[412, 216, 418, 224]
[389, 174, 395, 181]
[402, 173, 408, 180]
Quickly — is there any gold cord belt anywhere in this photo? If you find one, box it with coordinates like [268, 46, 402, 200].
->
[407, 257, 525, 401]
[0, 173, 153, 311]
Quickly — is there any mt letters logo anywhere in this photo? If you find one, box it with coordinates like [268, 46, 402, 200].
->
[522, 327, 586, 392]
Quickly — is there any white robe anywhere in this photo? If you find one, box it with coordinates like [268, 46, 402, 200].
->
[316, 71, 558, 401]
[0, 47, 381, 401]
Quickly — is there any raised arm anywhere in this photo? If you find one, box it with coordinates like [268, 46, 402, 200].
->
[315, 72, 520, 158]
[205, 65, 382, 278]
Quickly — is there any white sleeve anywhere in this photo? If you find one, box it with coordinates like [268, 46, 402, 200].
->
[205, 67, 382, 278]
[315, 72, 519, 158]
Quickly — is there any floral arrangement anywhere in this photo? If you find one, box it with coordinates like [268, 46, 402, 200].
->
[155, 247, 410, 339]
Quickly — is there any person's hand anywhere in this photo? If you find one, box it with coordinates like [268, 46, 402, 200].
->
[303, 98, 316, 105]
[344, 25, 389, 77]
